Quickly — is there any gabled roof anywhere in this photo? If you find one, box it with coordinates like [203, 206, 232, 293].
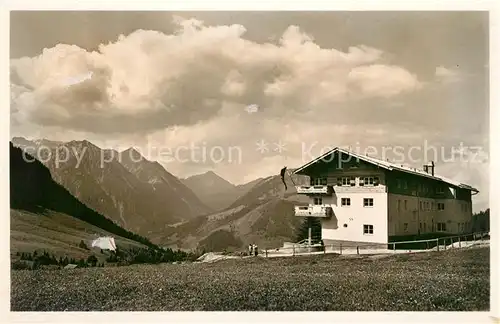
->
[293, 147, 479, 193]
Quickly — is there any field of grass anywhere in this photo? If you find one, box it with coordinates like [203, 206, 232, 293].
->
[11, 247, 489, 311]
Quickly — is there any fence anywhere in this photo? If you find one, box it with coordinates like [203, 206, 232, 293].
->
[262, 231, 490, 258]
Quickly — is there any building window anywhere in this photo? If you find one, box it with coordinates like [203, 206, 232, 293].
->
[423, 223, 427, 232]
[420, 201, 423, 211]
[363, 198, 374, 207]
[361, 176, 378, 186]
[431, 202, 435, 210]
[313, 197, 323, 205]
[403, 223, 408, 232]
[363, 224, 374, 235]
[436, 186, 444, 194]
[312, 177, 327, 185]
[396, 179, 401, 188]
[339, 177, 350, 186]
[437, 203, 445, 211]
[397, 200, 401, 211]
[437, 222, 447, 232]
[341, 198, 351, 206]
[403, 180, 408, 189]
[404, 200, 408, 210]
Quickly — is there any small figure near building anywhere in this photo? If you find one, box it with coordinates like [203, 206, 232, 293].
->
[248, 244, 253, 256]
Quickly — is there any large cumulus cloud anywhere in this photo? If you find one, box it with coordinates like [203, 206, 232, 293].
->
[10, 16, 422, 134]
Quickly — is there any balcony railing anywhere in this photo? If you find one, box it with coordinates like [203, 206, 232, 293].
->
[294, 205, 333, 218]
[295, 185, 332, 195]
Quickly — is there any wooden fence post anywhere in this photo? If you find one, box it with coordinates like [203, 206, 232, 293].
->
[436, 238, 440, 252]
[265, 249, 268, 258]
[356, 246, 359, 255]
[340, 244, 342, 255]
[458, 236, 461, 248]
[292, 245, 295, 256]
[426, 240, 429, 250]
[392, 243, 396, 251]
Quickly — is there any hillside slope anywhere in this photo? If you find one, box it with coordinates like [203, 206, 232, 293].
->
[119, 148, 211, 218]
[11, 209, 146, 260]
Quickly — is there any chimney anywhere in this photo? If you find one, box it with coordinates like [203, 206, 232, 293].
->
[423, 161, 435, 176]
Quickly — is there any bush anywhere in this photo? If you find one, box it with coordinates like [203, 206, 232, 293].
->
[11, 260, 33, 270]
[87, 255, 98, 267]
[79, 240, 89, 250]
[295, 217, 322, 243]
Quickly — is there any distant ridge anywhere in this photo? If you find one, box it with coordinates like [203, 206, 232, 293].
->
[181, 171, 262, 211]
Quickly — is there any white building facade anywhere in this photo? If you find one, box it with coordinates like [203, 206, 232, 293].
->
[293, 148, 478, 245]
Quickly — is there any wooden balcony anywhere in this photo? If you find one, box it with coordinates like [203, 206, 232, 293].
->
[295, 185, 332, 195]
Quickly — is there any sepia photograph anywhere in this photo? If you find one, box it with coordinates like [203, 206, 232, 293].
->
[5, 4, 495, 318]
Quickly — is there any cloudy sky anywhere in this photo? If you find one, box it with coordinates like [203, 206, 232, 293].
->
[9, 11, 489, 209]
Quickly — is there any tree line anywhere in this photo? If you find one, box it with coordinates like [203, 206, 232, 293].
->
[12, 245, 203, 270]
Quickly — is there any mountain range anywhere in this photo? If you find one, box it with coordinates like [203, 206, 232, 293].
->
[12, 137, 211, 241]
[11, 137, 312, 251]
